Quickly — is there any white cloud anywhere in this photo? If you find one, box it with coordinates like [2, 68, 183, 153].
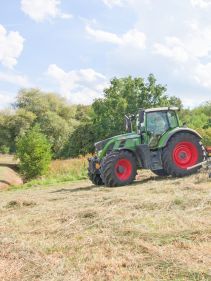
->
[47, 64, 108, 104]
[0, 25, 24, 69]
[186, 23, 211, 58]
[102, 0, 125, 8]
[21, 0, 72, 22]
[0, 72, 31, 87]
[102, 0, 150, 8]
[0, 91, 15, 108]
[193, 62, 211, 88]
[86, 25, 122, 44]
[86, 25, 146, 49]
[153, 23, 211, 63]
[154, 37, 189, 63]
[190, 0, 211, 8]
[153, 21, 211, 90]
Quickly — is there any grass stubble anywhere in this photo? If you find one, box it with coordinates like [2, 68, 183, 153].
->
[0, 169, 211, 281]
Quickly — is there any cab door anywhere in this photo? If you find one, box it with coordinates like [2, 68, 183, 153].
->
[146, 111, 170, 148]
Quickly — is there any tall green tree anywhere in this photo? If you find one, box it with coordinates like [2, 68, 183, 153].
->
[14, 89, 80, 156]
[92, 74, 182, 140]
[0, 109, 36, 152]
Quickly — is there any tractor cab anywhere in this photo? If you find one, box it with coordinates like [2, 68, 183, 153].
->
[137, 107, 180, 147]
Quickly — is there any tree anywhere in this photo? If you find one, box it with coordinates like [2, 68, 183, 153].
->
[0, 109, 36, 153]
[92, 74, 182, 140]
[39, 111, 71, 157]
[13, 88, 80, 157]
[16, 126, 52, 179]
[62, 123, 96, 157]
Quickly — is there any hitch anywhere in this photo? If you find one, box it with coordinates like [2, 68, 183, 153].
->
[187, 159, 211, 178]
[187, 146, 211, 178]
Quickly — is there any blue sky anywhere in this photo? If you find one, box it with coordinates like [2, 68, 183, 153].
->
[0, 0, 211, 109]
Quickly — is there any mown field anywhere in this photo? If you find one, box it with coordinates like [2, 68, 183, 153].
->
[0, 169, 211, 281]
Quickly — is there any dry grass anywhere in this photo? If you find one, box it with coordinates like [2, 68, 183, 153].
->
[48, 157, 88, 177]
[0, 154, 18, 165]
[16, 157, 89, 188]
[0, 170, 211, 281]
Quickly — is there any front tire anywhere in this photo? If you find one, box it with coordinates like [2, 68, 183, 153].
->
[88, 171, 104, 186]
[100, 150, 137, 187]
[162, 132, 204, 177]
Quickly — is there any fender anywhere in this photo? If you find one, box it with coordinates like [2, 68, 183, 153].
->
[159, 127, 202, 148]
[117, 147, 139, 162]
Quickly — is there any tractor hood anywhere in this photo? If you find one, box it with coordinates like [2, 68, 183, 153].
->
[94, 132, 140, 154]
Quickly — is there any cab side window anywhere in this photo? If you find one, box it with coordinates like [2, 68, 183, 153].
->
[167, 111, 178, 128]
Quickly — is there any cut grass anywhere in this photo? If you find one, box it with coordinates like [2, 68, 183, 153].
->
[0, 154, 17, 165]
[0, 170, 211, 280]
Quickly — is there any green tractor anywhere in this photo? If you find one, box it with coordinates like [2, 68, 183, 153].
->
[88, 107, 206, 187]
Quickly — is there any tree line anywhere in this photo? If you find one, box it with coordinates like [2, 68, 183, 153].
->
[0, 74, 210, 158]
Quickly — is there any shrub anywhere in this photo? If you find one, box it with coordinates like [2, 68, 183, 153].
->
[16, 125, 52, 180]
[0, 145, 10, 154]
[196, 128, 211, 146]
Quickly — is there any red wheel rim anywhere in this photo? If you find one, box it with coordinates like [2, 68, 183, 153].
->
[115, 159, 132, 181]
[173, 142, 198, 169]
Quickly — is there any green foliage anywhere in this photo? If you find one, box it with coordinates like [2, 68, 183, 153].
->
[16, 126, 52, 179]
[0, 145, 10, 154]
[0, 109, 36, 152]
[197, 128, 211, 146]
[75, 104, 92, 122]
[92, 74, 182, 140]
[0, 89, 81, 157]
[63, 123, 96, 157]
[15, 89, 80, 157]
[39, 111, 71, 157]
[180, 101, 211, 146]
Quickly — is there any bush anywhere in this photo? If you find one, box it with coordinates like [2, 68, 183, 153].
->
[0, 145, 10, 154]
[197, 128, 211, 146]
[16, 126, 52, 180]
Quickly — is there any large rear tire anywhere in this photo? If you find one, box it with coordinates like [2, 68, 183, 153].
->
[162, 132, 204, 177]
[100, 150, 137, 187]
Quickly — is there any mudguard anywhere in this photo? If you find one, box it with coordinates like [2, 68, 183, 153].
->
[159, 128, 202, 148]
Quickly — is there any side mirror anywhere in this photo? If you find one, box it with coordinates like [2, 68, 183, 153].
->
[138, 109, 145, 123]
[125, 115, 132, 133]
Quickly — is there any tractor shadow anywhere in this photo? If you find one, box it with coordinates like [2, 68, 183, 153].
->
[51, 185, 101, 193]
[51, 176, 175, 194]
[133, 175, 175, 186]
[51, 172, 182, 193]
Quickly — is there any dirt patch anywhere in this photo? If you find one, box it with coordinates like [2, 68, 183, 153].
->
[0, 167, 23, 189]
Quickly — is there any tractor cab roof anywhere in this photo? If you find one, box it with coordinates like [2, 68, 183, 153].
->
[144, 107, 179, 113]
